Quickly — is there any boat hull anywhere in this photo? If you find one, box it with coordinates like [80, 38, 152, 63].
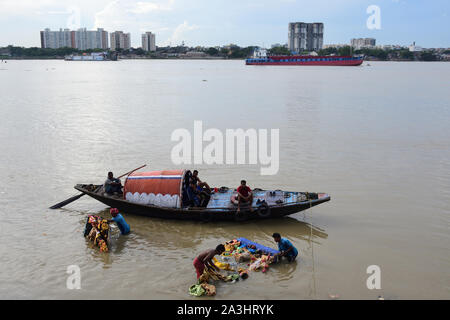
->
[75, 184, 330, 222]
[246, 55, 363, 66]
[246, 60, 363, 66]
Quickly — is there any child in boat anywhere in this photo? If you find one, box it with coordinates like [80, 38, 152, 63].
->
[108, 208, 130, 235]
[272, 232, 298, 262]
[193, 245, 225, 279]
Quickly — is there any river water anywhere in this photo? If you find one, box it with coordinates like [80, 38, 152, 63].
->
[0, 59, 449, 299]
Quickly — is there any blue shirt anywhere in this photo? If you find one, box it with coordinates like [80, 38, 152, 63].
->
[112, 213, 130, 235]
[278, 238, 298, 257]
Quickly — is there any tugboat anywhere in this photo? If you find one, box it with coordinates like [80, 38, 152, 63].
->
[74, 169, 330, 222]
[246, 48, 363, 66]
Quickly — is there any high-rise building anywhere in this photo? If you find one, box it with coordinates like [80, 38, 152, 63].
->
[142, 32, 156, 52]
[40, 28, 72, 49]
[110, 31, 131, 51]
[350, 38, 376, 50]
[288, 22, 324, 53]
[40, 28, 108, 50]
[73, 28, 108, 50]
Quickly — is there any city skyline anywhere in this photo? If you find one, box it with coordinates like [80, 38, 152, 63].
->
[1, 0, 449, 48]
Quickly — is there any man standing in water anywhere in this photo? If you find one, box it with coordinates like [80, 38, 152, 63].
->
[272, 232, 298, 262]
[193, 245, 225, 279]
[109, 208, 130, 235]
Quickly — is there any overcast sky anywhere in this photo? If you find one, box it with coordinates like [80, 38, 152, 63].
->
[1, 0, 449, 48]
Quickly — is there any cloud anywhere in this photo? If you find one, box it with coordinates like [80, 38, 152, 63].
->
[93, 1, 200, 47]
[94, 0, 132, 30]
[127, 0, 174, 14]
[94, 0, 175, 28]
[0, 0, 58, 14]
[93, 0, 176, 44]
[163, 20, 199, 46]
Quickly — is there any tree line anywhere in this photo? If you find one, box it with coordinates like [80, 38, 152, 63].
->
[1, 44, 441, 61]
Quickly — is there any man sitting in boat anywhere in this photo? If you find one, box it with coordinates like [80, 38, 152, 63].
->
[187, 181, 210, 207]
[237, 180, 254, 212]
[193, 245, 225, 279]
[191, 170, 211, 192]
[272, 233, 298, 262]
[104, 172, 122, 195]
[187, 181, 201, 207]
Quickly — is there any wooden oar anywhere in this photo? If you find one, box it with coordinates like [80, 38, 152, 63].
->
[49, 164, 147, 209]
[49, 193, 86, 209]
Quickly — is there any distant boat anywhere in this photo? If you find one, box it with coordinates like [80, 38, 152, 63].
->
[65, 52, 113, 61]
[246, 48, 363, 66]
[74, 169, 330, 222]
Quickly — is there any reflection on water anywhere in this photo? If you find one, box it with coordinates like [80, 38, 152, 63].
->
[82, 207, 328, 256]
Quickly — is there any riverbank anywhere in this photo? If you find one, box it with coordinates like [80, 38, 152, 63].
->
[2, 56, 448, 62]
[2, 45, 449, 62]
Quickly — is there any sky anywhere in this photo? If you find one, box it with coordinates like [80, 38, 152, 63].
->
[1, 0, 449, 48]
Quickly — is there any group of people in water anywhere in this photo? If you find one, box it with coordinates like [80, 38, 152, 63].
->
[103, 205, 298, 281]
[193, 232, 298, 279]
[102, 170, 298, 284]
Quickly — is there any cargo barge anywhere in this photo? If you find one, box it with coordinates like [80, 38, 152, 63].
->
[246, 48, 363, 66]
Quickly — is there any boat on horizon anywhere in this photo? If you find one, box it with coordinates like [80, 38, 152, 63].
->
[75, 169, 330, 222]
[64, 51, 118, 61]
[246, 48, 363, 66]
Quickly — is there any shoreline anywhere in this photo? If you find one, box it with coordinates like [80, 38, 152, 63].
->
[1, 56, 448, 62]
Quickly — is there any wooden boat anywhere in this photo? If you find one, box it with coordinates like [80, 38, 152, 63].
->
[74, 169, 330, 222]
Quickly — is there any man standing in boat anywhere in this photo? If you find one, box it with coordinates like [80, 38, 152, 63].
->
[104, 171, 122, 195]
[272, 233, 298, 262]
[237, 180, 254, 212]
[193, 245, 225, 279]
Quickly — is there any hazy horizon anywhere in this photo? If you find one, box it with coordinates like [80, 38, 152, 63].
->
[1, 0, 449, 48]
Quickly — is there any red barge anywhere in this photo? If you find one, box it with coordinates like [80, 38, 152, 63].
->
[246, 54, 363, 66]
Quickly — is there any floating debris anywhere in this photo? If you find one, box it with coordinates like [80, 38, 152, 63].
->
[328, 293, 340, 300]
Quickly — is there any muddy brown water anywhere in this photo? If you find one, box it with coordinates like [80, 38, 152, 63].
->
[0, 60, 449, 299]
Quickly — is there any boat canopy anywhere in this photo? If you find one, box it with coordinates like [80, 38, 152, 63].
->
[123, 170, 185, 208]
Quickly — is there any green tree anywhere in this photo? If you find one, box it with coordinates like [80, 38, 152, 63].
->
[318, 47, 338, 56]
[268, 46, 290, 55]
[337, 46, 352, 56]
[420, 51, 437, 61]
[399, 50, 414, 60]
[206, 47, 219, 56]
[133, 48, 145, 55]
